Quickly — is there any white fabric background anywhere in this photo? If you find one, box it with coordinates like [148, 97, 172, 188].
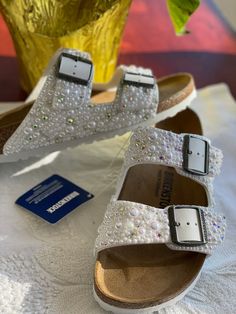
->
[0, 83, 235, 314]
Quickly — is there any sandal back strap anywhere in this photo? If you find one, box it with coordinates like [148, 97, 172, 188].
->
[115, 65, 158, 114]
[124, 127, 223, 178]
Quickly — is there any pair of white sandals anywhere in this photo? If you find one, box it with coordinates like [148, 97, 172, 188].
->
[0, 49, 226, 313]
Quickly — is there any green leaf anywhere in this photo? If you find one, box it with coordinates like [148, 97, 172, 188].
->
[167, 0, 200, 35]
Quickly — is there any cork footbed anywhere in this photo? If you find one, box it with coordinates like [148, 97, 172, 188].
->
[93, 72, 194, 110]
[94, 109, 207, 309]
[0, 73, 194, 154]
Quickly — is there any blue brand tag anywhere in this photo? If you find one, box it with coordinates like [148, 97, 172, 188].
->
[15, 174, 94, 224]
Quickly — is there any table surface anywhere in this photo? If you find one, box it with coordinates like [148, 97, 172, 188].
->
[0, 0, 236, 101]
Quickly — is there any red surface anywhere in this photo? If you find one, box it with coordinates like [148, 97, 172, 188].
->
[0, 13, 15, 56]
[119, 51, 236, 95]
[0, 0, 236, 101]
[121, 0, 236, 54]
[1, 0, 236, 57]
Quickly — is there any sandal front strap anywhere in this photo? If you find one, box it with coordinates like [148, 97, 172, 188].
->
[52, 50, 94, 109]
[95, 199, 226, 256]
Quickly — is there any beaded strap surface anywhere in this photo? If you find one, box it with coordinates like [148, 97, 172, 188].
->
[3, 49, 159, 155]
[125, 127, 223, 178]
[95, 128, 225, 256]
[95, 199, 226, 256]
[113, 127, 223, 208]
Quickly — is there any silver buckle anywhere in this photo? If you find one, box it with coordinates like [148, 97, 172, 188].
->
[183, 135, 209, 176]
[58, 52, 93, 85]
[168, 205, 207, 246]
[123, 72, 155, 88]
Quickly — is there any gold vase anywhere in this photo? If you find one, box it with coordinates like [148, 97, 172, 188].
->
[0, 0, 132, 93]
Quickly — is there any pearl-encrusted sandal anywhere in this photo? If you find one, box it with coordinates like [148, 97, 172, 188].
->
[94, 110, 226, 313]
[0, 48, 196, 162]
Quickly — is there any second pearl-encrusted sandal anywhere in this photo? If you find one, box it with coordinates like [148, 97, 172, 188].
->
[0, 48, 196, 162]
[94, 111, 226, 313]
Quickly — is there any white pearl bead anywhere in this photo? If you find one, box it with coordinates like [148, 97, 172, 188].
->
[88, 121, 96, 128]
[24, 127, 33, 134]
[148, 145, 156, 153]
[130, 208, 139, 217]
[139, 227, 146, 235]
[125, 221, 134, 231]
[151, 222, 159, 230]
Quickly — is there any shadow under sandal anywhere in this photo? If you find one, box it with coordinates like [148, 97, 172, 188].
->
[0, 48, 196, 162]
[94, 111, 226, 313]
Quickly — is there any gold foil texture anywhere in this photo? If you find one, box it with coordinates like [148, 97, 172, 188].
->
[0, 0, 131, 92]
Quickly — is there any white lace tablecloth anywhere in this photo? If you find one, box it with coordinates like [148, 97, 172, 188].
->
[0, 84, 235, 314]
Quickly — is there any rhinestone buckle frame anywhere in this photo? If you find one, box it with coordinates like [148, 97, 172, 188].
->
[123, 72, 155, 88]
[168, 205, 208, 246]
[58, 52, 93, 85]
[183, 134, 210, 176]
